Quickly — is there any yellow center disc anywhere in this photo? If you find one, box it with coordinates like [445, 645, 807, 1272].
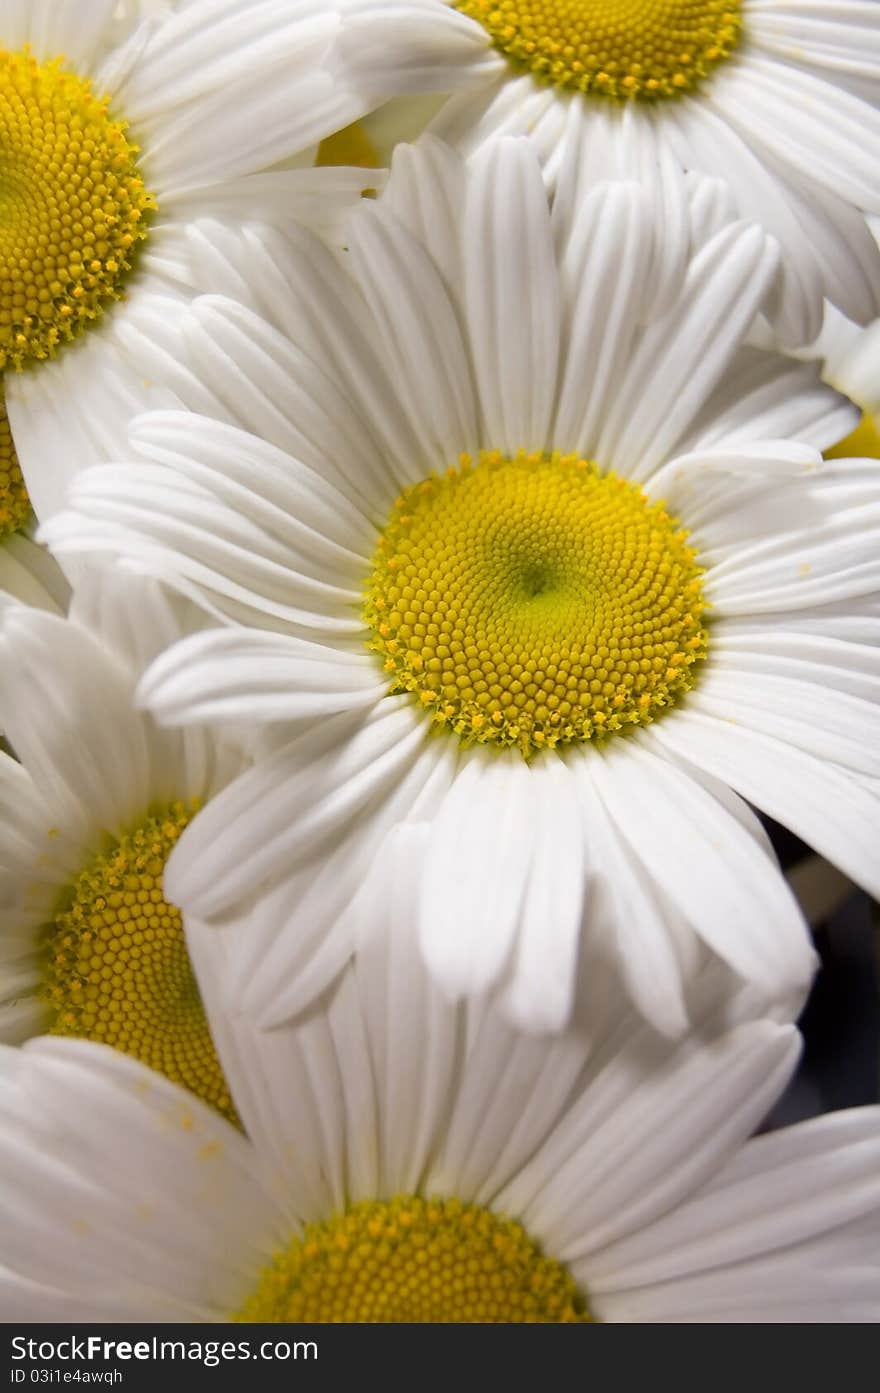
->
[456, 0, 742, 99]
[316, 120, 380, 169]
[364, 450, 707, 757]
[0, 387, 29, 538]
[0, 48, 155, 372]
[825, 410, 880, 462]
[235, 1196, 590, 1323]
[43, 802, 235, 1122]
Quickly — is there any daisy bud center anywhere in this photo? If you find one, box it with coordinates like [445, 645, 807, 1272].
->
[235, 1196, 590, 1323]
[0, 389, 29, 538]
[825, 411, 880, 462]
[0, 49, 155, 373]
[457, 0, 743, 100]
[364, 450, 708, 757]
[42, 802, 235, 1122]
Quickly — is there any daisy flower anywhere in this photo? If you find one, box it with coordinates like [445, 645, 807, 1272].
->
[333, 0, 880, 345]
[43, 138, 880, 1036]
[1, 841, 877, 1324]
[0, 571, 248, 1120]
[0, 0, 374, 527]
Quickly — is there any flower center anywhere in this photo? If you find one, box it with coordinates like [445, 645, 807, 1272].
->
[316, 120, 379, 169]
[456, 0, 742, 100]
[825, 411, 880, 462]
[0, 387, 29, 538]
[364, 450, 707, 756]
[43, 802, 235, 1122]
[0, 49, 154, 372]
[235, 1196, 590, 1323]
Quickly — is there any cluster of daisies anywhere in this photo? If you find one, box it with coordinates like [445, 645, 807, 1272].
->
[0, 0, 878, 1325]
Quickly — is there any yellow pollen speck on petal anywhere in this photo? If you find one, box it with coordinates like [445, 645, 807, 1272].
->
[0, 386, 29, 538]
[363, 449, 708, 757]
[456, 0, 743, 100]
[42, 801, 237, 1123]
[824, 410, 880, 462]
[234, 1196, 592, 1323]
[0, 48, 155, 373]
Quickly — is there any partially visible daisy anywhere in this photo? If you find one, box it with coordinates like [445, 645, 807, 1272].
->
[0, 525, 70, 739]
[44, 139, 880, 1035]
[0, 0, 375, 523]
[802, 219, 880, 465]
[0, 533, 69, 620]
[0, 394, 70, 613]
[333, 0, 880, 344]
[0, 571, 248, 1120]
[1, 843, 877, 1323]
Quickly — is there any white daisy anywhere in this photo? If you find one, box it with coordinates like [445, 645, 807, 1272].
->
[1, 846, 877, 1324]
[43, 138, 880, 1036]
[0, 0, 375, 524]
[0, 570, 248, 1120]
[333, 0, 880, 345]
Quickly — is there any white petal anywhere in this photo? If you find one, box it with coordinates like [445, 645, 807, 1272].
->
[180, 288, 393, 513]
[428, 1009, 588, 1206]
[130, 411, 374, 565]
[694, 665, 880, 776]
[4, 284, 185, 521]
[0, 536, 69, 616]
[0, 1037, 283, 1318]
[227, 222, 426, 491]
[166, 697, 424, 919]
[588, 734, 816, 998]
[381, 135, 468, 312]
[334, 0, 501, 95]
[220, 733, 457, 1025]
[673, 346, 857, 455]
[0, 608, 154, 841]
[552, 182, 655, 456]
[0, 751, 61, 878]
[11, 0, 119, 69]
[200, 904, 367, 1222]
[590, 1106, 880, 1293]
[464, 137, 560, 452]
[750, 2, 880, 82]
[552, 104, 688, 318]
[711, 627, 880, 703]
[499, 754, 585, 1033]
[420, 750, 532, 1000]
[117, 3, 356, 193]
[648, 705, 880, 899]
[600, 222, 781, 480]
[141, 627, 386, 726]
[501, 1020, 799, 1262]
[45, 435, 372, 637]
[665, 98, 825, 344]
[120, 0, 336, 117]
[353, 824, 461, 1197]
[710, 56, 880, 212]
[647, 440, 822, 511]
[346, 199, 478, 467]
[569, 752, 690, 1036]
